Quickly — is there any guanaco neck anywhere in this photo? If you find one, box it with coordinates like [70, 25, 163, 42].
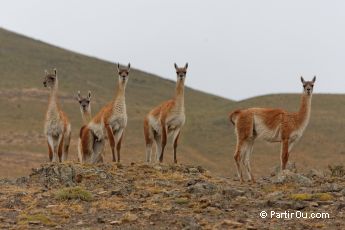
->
[113, 80, 127, 107]
[297, 93, 312, 126]
[174, 79, 185, 109]
[47, 78, 59, 115]
[81, 109, 92, 125]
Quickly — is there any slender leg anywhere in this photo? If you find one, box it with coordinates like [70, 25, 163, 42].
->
[106, 125, 116, 162]
[243, 140, 255, 183]
[281, 139, 290, 170]
[159, 123, 167, 163]
[77, 138, 82, 163]
[172, 129, 181, 164]
[91, 139, 105, 164]
[58, 134, 64, 162]
[144, 118, 153, 163]
[234, 140, 246, 183]
[48, 135, 59, 163]
[47, 140, 53, 162]
[154, 133, 162, 162]
[114, 129, 124, 162]
[62, 131, 71, 162]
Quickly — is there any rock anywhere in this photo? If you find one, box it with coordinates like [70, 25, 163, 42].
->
[337, 203, 345, 210]
[309, 202, 319, 207]
[341, 189, 345, 196]
[272, 170, 312, 187]
[15, 177, 29, 185]
[222, 187, 246, 199]
[320, 183, 342, 193]
[266, 191, 284, 200]
[306, 169, 325, 179]
[122, 213, 138, 222]
[110, 220, 122, 225]
[187, 182, 217, 195]
[97, 217, 105, 223]
[222, 220, 243, 227]
[266, 200, 307, 210]
[188, 168, 199, 174]
[75, 174, 83, 183]
[28, 221, 41, 225]
[76, 221, 83, 226]
[271, 162, 297, 176]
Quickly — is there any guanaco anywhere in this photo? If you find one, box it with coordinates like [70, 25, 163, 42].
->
[76, 90, 92, 162]
[229, 76, 316, 183]
[80, 63, 130, 163]
[43, 68, 71, 163]
[144, 63, 188, 163]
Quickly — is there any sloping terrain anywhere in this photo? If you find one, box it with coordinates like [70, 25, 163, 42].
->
[0, 163, 344, 229]
[0, 28, 344, 178]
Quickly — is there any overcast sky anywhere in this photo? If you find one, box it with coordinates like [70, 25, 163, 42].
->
[1, 0, 345, 100]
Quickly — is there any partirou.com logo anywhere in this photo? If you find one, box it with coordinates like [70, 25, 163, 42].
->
[260, 211, 330, 219]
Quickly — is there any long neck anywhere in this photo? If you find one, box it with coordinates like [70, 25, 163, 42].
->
[113, 81, 126, 103]
[298, 93, 312, 125]
[82, 110, 92, 125]
[174, 79, 185, 108]
[48, 79, 59, 111]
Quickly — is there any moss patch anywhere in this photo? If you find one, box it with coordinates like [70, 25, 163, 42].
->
[18, 213, 56, 226]
[290, 193, 333, 201]
[55, 186, 93, 201]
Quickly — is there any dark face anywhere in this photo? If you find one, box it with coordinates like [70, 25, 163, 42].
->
[174, 63, 188, 81]
[77, 91, 91, 112]
[43, 74, 56, 88]
[78, 98, 91, 112]
[301, 76, 316, 95]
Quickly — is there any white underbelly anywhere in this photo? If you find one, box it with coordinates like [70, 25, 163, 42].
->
[149, 115, 161, 133]
[254, 117, 281, 142]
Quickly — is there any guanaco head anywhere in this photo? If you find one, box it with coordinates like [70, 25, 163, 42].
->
[43, 68, 58, 89]
[76, 90, 91, 114]
[117, 63, 131, 85]
[174, 63, 188, 82]
[301, 76, 316, 96]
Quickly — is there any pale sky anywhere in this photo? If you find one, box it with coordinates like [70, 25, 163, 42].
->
[1, 0, 345, 100]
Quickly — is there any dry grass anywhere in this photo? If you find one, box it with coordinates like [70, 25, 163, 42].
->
[55, 187, 93, 202]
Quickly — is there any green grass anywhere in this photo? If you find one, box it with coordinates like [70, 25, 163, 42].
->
[55, 187, 93, 201]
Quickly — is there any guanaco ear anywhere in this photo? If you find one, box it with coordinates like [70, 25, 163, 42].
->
[44, 70, 49, 75]
[77, 90, 81, 102]
[53, 68, 57, 76]
[117, 63, 120, 73]
[300, 76, 305, 84]
[127, 63, 131, 72]
[312, 76, 316, 83]
[174, 63, 178, 70]
[184, 63, 188, 69]
[88, 90, 91, 100]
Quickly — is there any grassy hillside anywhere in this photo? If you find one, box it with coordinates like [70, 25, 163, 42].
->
[0, 28, 344, 178]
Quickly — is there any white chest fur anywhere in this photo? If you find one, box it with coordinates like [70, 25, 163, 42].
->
[109, 100, 127, 131]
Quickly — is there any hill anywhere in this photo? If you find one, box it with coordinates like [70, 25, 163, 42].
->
[0, 28, 344, 178]
[0, 163, 344, 229]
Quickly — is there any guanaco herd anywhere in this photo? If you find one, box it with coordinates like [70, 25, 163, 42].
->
[43, 64, 316, 183]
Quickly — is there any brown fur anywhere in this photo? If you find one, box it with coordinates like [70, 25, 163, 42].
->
[230, 77, 316, 183]
[79, 63, 130, 163]
[144, 63, 188, 163]
[43, 68, 71, 163]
